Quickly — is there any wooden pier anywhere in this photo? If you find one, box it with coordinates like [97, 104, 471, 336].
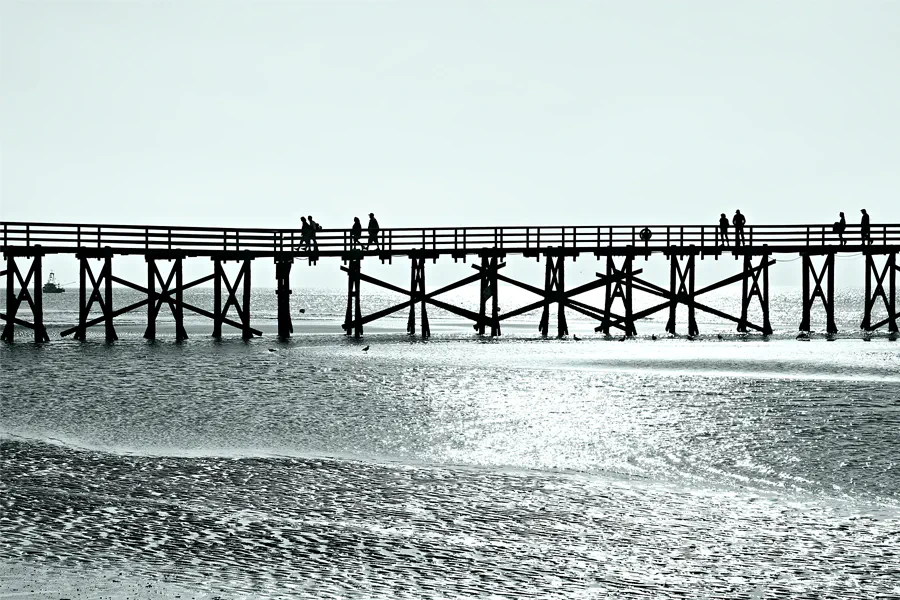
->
[2, 221, 898, 341]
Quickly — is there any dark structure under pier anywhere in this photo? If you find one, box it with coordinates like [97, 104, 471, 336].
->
[2, 221, 898, 341]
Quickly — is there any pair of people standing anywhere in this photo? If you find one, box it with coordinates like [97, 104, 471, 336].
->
[833, 209, 873, 245]
[350, 213, 380, 251]
[717, 210, 747, 246]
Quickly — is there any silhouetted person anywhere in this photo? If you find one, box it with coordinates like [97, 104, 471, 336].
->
[860, 209, 872, 245]
[732, 210, 746, 246]
[299, 216, 311, 251]
[717, 213, 730, 246]
[308, 215, 320, 252]
[834, 212, 847, 245]
[350, 217, 362, 250]
[366, 212, 380, 251]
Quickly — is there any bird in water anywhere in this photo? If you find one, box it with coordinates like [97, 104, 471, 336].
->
[298, 308, 306, 313]
[267, 348, 277, 353]
[362, 345, 370, 352]
[651, 335, 658, 340]
[717, 334, 724, 340]
[573, 334, 581, 341]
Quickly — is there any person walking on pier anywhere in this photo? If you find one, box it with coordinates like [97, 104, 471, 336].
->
[299, 216, 311, 251]
[834, 212, 847, 245]
[860, 209, 872, 245]
[366, 213, 380, 251]
[350, 217, 363, 250]
[732, 210, 747, 247]
[717, 213, 730, 246]
[308, 215, 321, 252]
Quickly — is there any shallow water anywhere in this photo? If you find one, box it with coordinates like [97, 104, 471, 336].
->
[2, 312, 900, 599]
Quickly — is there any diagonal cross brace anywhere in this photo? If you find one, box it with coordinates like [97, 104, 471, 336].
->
[597, 259, 776, 333]
[1, 255, 49, 342]
[340, 263, 506, 330]
[479, 266, 642, 330]
[862, 253, 898, 332]
[59, 272, 263, 338]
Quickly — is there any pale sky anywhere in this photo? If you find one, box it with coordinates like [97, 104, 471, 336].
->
[1, 0, 898, 289]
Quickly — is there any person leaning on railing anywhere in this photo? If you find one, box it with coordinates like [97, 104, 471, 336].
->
[717, 213, 730, 246]
[860, 209, 872, 245]
[732, 210, 746, 246]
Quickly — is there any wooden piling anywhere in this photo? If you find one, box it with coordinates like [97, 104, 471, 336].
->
[799, 253, 837, 334]
[738, 254, 773, 335]
[343, 258, 362, 339]
[602, 255, 636, 336]
[538, 254, 567, 337]
[665, 255, 698, 336]
[213, 258, 222, 338]
[275, 256, 293, 339]
[861, 252, 898, 332]
[1, 256, 15, 341]
[406, 257, 430, 338]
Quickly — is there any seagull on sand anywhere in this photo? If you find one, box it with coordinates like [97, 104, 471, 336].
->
[362, 345, 370, 352]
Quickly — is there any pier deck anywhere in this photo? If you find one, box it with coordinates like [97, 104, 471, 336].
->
[2, 221, 898, 342]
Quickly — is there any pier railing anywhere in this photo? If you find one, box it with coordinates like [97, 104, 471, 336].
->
[2, 221, 899, 254]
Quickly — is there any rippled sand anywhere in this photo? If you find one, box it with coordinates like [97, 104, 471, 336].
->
[2, 330, 899, 598]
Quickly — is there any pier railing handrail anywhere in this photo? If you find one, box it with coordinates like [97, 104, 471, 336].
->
[2, 221, 899, 255]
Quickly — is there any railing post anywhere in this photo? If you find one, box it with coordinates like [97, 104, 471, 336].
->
[96, 226, 101, 248]
[25, 224, 30, 246]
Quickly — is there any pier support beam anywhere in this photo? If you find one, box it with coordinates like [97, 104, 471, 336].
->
[73, 252, 117, 342]
[1, 252, 49, 343]
[406, 257, 430, 338]
[343, 258, 363, 339]
[861, 252, 898, 333]
[601, 255, 636, 336]
[145, 256, 187, 341]
[800, 253, 837, 334]
[213, 257, 253, 340]
[340, 258, 503, 335]
[275, 256, 294, 339]
[598, 257, 775, 335]
[538, 254, 568, 337]
[477, 255, 501, 336]
[665, 255, 698, 336]
[738, 254, 773, 335]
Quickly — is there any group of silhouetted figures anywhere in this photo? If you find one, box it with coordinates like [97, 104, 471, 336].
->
[295, 209, 877, 253]
[296, 213, 381, 253]
[716, 209, 875, 247]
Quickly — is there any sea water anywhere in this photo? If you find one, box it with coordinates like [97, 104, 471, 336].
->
[1, 285, 898, 599]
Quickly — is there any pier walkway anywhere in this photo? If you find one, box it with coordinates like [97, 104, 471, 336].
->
[2, 221, 898, 342]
